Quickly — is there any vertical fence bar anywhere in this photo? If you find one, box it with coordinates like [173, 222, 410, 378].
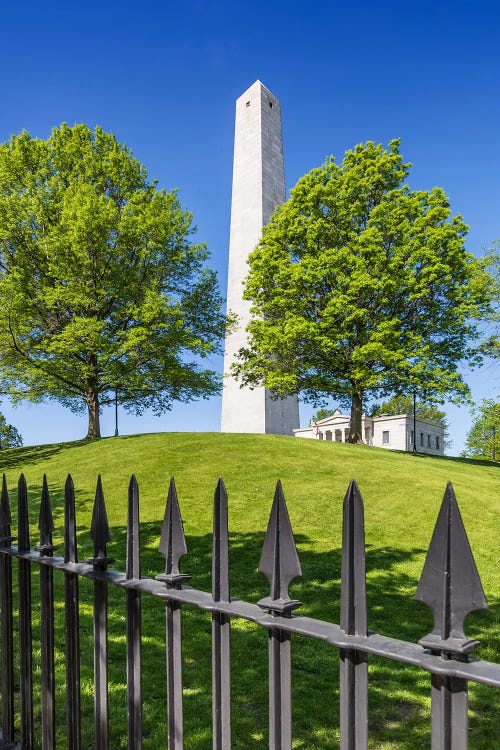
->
[18, 473, 34, 747]
[339, 480, 368, 750]
[157, 478, 190, 750]
[38, 475, 56, 750]
[125, 475, 142, 750]
[87, 476, 113, 750]
[430, 672, 468, 750]
[0, 475, 14, 744]
[415, 483, 487, 750]
[64, 475, 81, 750]
[257, 481, 302, 750]
[212, 478, 231, 750]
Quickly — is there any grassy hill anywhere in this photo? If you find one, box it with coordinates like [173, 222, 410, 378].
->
[1, 433, 499, 749]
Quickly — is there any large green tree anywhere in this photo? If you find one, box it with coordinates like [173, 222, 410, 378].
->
[0, 125, 228, 438]
[462, 400, 500, 460]
[233, 140, 492, 442]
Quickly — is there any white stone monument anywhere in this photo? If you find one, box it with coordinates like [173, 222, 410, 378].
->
[221, 81, 299, 435]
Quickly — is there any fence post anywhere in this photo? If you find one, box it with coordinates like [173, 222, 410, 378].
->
[339, 480, 368, 750]
[258, 481, 302, 750]
[212, 478, 231, 750]
[64, 474, 82, 750]
[157, 478, 190, 750]
[0, 475, 14, 744]
[415, 483, 488, 750]
[17, 473, 34, 747]
[125, 475, 142, 750]
[87, 476, 113, 750]
[38, 475, 56, 750]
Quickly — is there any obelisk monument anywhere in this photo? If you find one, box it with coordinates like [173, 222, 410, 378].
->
[221, 81, 299, 435]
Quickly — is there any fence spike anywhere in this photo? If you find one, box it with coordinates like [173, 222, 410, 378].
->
[339, 480, 368, 750]
[258, 480, 302, 613]
[340, 479, 367, 636]
[415, 482, 487, 655]
[126, 475, 141, 581]
[158, 478, 187, 578]
[0, 474, 12, 543]
[212, 477, 230, 603]
[0, 474, 14, 741]
[17, 473, 34, 745]
[38, 474, 54, 551]
[90, 476, 111, 563]
[18, 474, 30, 552]
[64, 474, 78, 564]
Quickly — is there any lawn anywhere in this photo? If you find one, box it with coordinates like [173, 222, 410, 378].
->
[0, 432, 499, 749]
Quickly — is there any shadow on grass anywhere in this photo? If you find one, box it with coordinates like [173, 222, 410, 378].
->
[7, 514, 500, 750]
[0, 439, 94, 472]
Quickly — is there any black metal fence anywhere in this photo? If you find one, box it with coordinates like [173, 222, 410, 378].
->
[0, 471, 499, 749]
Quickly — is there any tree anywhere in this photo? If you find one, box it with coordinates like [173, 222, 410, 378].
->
[479, 244, 500, 360]
[309, 407, 335, 424]
[0, 125, 228, 438]
[463, 400, 500, 460]
[233, 140, 492, 443]
[0, 412, 22, 448]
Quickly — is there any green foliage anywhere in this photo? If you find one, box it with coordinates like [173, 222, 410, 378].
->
[479, 244, 500, 359]
[234, 140, 492, 443]
[0, 125, 227, 438]
[310, 407, 335, 423]
[370, 395, 444, 422]
[0, 433, 499, 748]
[0, 411, 22, 448]
[463, 400, 500, 460]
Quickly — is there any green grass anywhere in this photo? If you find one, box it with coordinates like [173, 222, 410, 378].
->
[0, 432, 499, 749]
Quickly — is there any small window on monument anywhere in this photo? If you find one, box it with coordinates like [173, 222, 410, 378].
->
[246, 101, 250, 107]
[269, 101, 273, 108]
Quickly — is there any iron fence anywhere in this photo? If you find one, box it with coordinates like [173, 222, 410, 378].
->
[0, 470, 499, 749]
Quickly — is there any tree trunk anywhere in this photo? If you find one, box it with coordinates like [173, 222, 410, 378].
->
[86, 391, 101, 439]
[348, 391, 364, 443]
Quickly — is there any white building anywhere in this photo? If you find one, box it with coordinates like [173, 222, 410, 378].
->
[294, 410, 444, 455]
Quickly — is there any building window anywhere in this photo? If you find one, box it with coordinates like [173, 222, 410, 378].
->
[246, 101, 250, 107]
[382, 430, 390, 444]
[427, 434, 431, 448]
[269, 101, 273, 108]
[410, 430, 414, 445]
[436, 436, 440, 450]
[420, 432, 424, 446]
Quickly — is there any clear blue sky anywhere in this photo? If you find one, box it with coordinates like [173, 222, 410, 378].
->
[1, 0, 498, 453]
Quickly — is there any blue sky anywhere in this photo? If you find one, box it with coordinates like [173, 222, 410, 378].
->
[0, 0, 498, 453]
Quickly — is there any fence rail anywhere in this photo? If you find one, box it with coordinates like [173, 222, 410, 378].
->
[0, 471, 498, 749]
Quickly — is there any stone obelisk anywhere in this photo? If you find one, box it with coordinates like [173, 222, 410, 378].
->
[221, 81, 299, 435]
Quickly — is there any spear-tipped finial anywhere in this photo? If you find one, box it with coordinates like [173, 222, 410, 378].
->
[212, 478, 230, 602]
[38, 475, 55, 554]
[87, 476, 113, 568]
[258, 481, 302, 614]
[126, 475, 141, 581]
[0, 474, 12, 545]
[17, 474, 30, 552]
[64, 475, 78, 564]
[415, 482, 487, 655]
[156, 478, 190, 586]
[340, 480, 367, 636]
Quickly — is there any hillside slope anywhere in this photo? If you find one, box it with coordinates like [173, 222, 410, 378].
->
[0, 433, 498, 749]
